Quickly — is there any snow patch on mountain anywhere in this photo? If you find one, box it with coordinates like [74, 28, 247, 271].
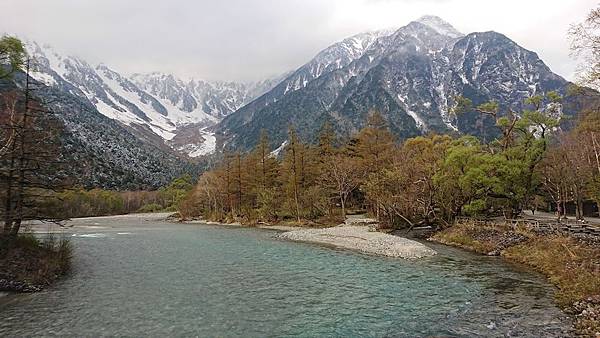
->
[270, 140, 288, 157]
[399, 95, 426, 130]
[180, 128, 216, 157]
[24, 40, 282, 157]
[416, 15, 464, 39]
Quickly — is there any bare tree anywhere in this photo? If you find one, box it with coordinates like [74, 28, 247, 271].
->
[570, 6, 600, 89]
[1, 60, 66, 238]
[320, 153, 363, 219]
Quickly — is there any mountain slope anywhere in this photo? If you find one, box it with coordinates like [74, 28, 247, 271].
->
[218, 28, 394, 131]
[0, 72, 198, 190]
[25, 41, 281, 157]
[217, 16, 574, 151]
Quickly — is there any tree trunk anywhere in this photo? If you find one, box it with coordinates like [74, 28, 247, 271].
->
[576, 190, 585, 221]
[591, 131, 600, 175]
[8, 59, 30, 237]
[340, 193, 346, 220]
[291, 144, 301, 223]
[237, 154, 242, 211]
[562, 190, 568, 220]
[3, 159, 14, 235]
[3, 129, 17, 235]
[293, 188, 300, 223]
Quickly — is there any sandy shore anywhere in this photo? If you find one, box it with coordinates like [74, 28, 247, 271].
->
[278, 225, 437, 259]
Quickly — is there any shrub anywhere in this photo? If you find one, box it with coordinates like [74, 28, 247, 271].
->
[137, 203, 163, 213]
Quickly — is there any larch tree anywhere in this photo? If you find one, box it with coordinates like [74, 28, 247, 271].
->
[252, 130, 280, 221]
[1, 58, 66, 237]
[353, 110, 395, 219]
[282, 127, 302, 222]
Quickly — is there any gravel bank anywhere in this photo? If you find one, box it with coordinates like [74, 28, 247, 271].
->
[278, 225, 436, 258]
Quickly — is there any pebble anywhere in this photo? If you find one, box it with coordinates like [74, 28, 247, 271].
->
[278, 225, 437, 259]
[0, 279, 43, 293]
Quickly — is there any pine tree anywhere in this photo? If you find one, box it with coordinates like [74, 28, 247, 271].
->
[0, 36, 26, 79]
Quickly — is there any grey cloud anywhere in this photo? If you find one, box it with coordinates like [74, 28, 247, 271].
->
[0, 0, 594, 82]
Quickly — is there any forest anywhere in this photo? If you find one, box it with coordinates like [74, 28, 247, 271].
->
[42, 174, 194, 219]
[179, 91, 600, 228]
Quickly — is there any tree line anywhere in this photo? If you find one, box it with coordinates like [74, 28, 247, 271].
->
[180, 92, 600, 228]
[40, 175, 194, 219]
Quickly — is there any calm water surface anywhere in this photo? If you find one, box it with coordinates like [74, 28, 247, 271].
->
[0, 214, 572, 337]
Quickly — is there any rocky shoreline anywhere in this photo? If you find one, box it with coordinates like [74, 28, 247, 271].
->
[190, 214, 438, 259]
[278, 225, 437, 258]
[0, 279, 43, 293]
[431, 221, 600, 337]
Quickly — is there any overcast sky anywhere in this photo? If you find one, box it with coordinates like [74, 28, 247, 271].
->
[1, 0, 596, 82]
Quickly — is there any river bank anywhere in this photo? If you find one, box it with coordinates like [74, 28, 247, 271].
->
[431, 220, 600, 337]
[186, 215, 437, 259]
[279, 225, 436, 258]
[0, 213, 575, 337]
[0, 213, 172, 295]
[0, 234, 72, 293]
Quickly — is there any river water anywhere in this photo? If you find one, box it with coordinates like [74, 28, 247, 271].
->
[0, 214, 572, 337]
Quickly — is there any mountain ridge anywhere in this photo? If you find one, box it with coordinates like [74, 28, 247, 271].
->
[11, 15, 591, 163]
[216, 16, 575, 151]
[24, 40, 283, 157]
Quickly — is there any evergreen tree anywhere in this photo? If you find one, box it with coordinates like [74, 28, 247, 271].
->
[0, 36, 26, 79]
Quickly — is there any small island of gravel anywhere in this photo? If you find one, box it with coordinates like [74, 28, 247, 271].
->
[278, 225, 437, 259]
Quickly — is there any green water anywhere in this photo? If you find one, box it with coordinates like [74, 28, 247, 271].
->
[0, 215, 572, 337]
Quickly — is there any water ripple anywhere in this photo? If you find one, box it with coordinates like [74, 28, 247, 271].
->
[0, 222, 573, 337]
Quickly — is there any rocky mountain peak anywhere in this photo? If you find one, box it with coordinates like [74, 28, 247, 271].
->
[22, 40, 282, 158]
[414, 15, 463, 39]
[216, 16, 578, 152]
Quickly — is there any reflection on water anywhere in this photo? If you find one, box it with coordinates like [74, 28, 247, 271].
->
[0, 217, 572, 337]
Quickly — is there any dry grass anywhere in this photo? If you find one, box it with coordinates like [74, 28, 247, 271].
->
[432, 222, 506, 254]
[505, 236, 600, 336]
[0, 233, 72, 287]
[504, 235, 600, 307]
[432, 222, 600, 336]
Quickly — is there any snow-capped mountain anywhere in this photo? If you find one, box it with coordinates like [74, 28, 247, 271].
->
[219, 28, 395, 128]
[0, 68, 197, 190]
[25, 41, 280, 157]
[217, 16, 573, 151]
[18, 15, 592, 164]
[131, 72, 280, 120]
